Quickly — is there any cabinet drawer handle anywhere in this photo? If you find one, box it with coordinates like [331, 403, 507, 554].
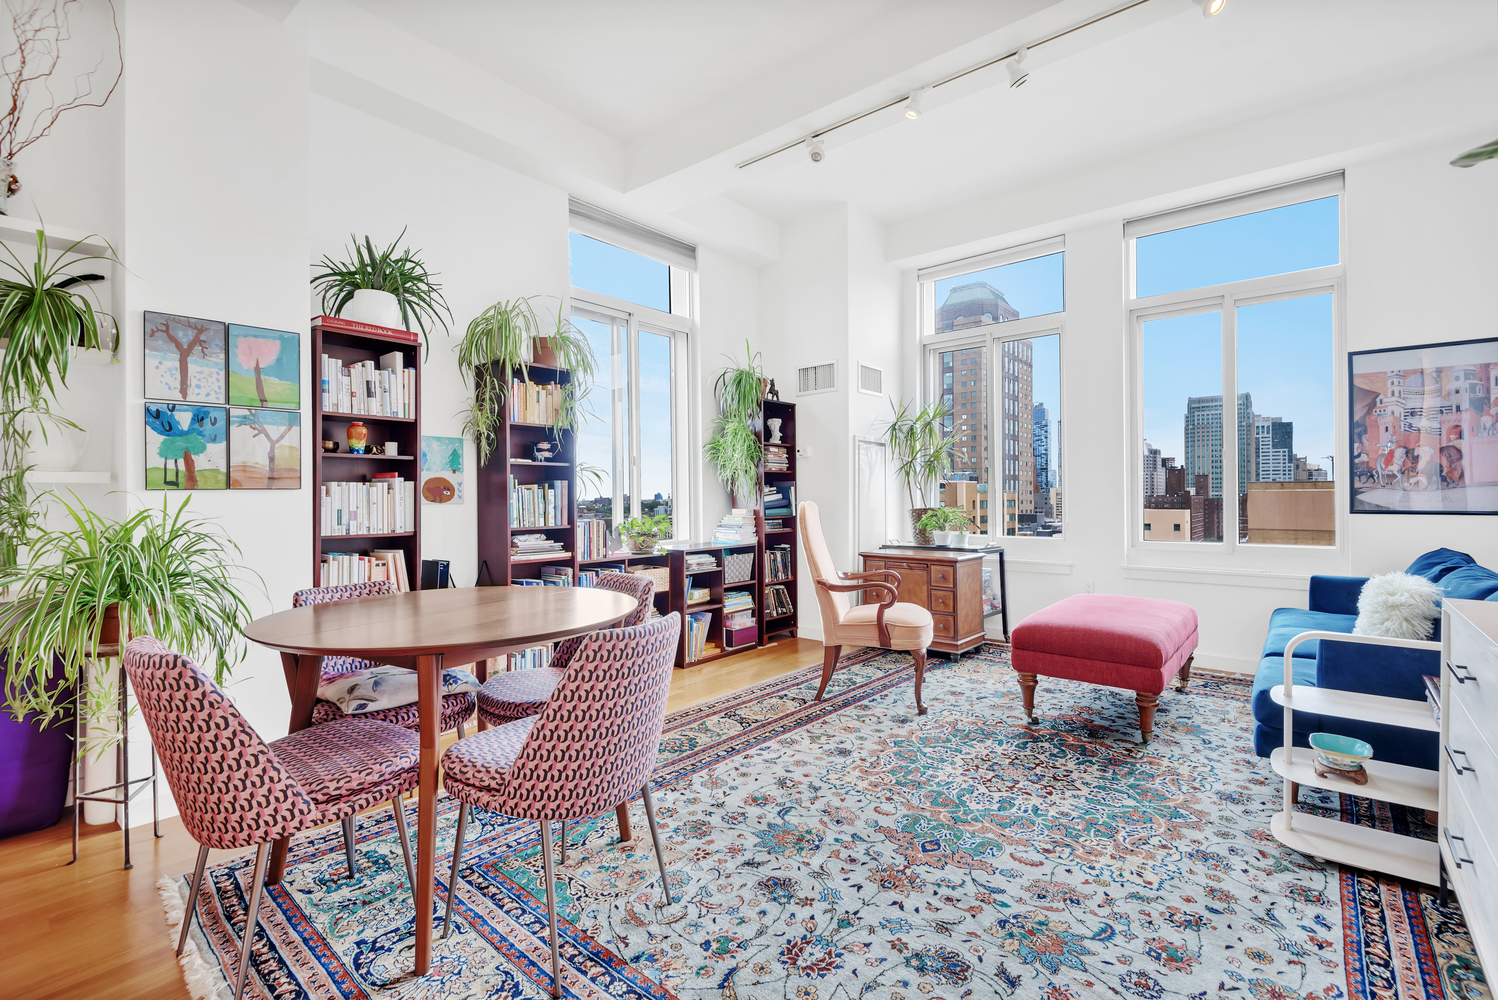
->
[1449, 660, 1477, 684]
[1445, 829, 1475, 869]
[1446, 744, 1474, 775]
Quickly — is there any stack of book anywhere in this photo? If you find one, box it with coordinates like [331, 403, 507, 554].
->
[714, 509, 757, 544]
[509, 645, 553, 671]
[512, 533, 568, 562]
[763, 484, 795, 517]
[686, 611, 715, 662]
[579, 563, 627, 588]
[540, 564, 574, 586]
[687, 585, 712, 605]
[577, 519, 612, 560]
[724, 588, 755, 616]
[319, 548, 410, 590]
[510, 476, 569, 527]
[509, 379, 565, 424]
[764, 518, 786, 531]
[766, 544, 793, 583]
[320, 351, 415, 417]
[320, 476, 414, 535]
[765, 583, 794, 618]
[685, 552, 718, 573]
[763, 444, 790, 471]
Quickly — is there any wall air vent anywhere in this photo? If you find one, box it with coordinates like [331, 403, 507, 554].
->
[857, 363, 884, 396]
[797, 361, 837, 396]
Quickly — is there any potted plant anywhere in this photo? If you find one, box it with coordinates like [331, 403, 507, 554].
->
[311, 230, 453, 350]
[0, 494, 259, 839]
[883, 397, 951, 544]
[917, 506, 974, 547]
[704, 341, 765, 505]
[458, 298, 596, 465]
[617, 512, 673, 554]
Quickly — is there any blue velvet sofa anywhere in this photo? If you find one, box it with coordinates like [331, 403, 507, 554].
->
[1251, 548, 1498, 770]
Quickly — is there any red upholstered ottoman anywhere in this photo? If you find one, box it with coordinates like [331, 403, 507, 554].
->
[1010, 594, 1198, 743]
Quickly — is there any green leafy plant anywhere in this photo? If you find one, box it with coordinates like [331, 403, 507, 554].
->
[1452, 138, 1498, 167]
[704, 341, 765, 501]
[917, 506, 974, 532]
[883, 397, 951, 510]
[311, 229, 453, 350]
[618, 512, 673, 542]
[0, 494, 261, 728]
[0, 228, 115, 405]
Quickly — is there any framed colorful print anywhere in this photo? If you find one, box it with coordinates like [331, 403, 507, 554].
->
[145, 403, 227, 490]
[420, 435, 463, 504]
[144, 312, 226, 403]
[229, 407, 301, 489]
[1349, 336, 1498, 514]
[228, 325, 300, 409]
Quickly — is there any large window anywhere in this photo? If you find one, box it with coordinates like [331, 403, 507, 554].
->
[1131, 176, 1342, 549]
[921, 241, 1064, 537]
[569, 225, 691, 538]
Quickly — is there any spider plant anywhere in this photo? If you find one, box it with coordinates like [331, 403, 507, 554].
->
[0, 228, 116, 406]
[1452, 138, 1498, 167]
[0, 494, 261, 728]
[311, 229, 453, 351]
[704, 341, 766, 501]
[713, 340, 765, 422]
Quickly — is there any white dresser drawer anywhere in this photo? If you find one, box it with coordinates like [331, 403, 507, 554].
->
[1444, 777, 1498, 951]
[1448, 604, 1498, 721]
[1446, 696, 1498, 834]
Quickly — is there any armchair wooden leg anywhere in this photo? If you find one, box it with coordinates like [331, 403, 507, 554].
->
[1136, 691, 1160, 744]
[615, 802, 633, 843]
[814, 645, 841, 702]
[1017, 672, 1038, 723]
[912, 649, 928, 715]
[1176, 655, 1194, 693]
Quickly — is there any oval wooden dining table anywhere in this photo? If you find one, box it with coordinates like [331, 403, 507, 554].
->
[242, 585, 639, 977]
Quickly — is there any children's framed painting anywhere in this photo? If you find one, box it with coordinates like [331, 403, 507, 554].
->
[228, 325, 300, 409]
[1349, 336, 1498, 514]
[144, 312, 226, 404]
[229, 407, 301, 489]
[145, 403, 227, 490]
[420, 435, 463, 504]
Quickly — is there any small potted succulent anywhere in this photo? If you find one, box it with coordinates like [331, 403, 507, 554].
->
[617, 513, 673, 554]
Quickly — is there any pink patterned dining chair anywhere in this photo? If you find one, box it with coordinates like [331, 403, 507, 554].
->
[124, 637, 421, 1000]
[440, 613, 682, 999]
[293, 582, 477, 875]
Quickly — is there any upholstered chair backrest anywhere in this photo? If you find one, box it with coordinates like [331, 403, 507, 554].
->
[291, 581, 395, 678]
[497, 613, 681, 820]
[549, 570, 656, 672]
[798, 501, 849, 624]
[123, 636, 316, 850]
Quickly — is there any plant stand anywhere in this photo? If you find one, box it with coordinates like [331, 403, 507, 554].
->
[69, 654, 159, 870]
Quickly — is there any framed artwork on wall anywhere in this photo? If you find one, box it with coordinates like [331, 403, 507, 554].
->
[1349, 336, 1498, 514]
[227, 324, 300, 409]
[144, 312, 226, 404]
[420, 435, 463, 504]
[229, 407, 301, 489]
[145, 403, 227, 490]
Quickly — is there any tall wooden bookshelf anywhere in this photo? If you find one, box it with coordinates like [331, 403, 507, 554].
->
[311, 316, 422, 589]
[759, 398, 798, 642]
[475, 362, 577, 586]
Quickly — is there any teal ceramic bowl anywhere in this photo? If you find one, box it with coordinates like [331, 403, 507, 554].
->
[1309, 733, 1373, 770]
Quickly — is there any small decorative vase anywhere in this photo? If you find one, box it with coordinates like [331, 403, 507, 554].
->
[342, 289, 403, 329]
[346, 421, 368, 454]
[767, 418, 783, 444]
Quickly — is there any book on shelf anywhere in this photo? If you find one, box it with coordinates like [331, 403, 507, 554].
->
[686, 611, 715, 662]
[512, 532, 567, 562]
[313, 314, 419, 343]
[371, 548, 411, 591]
[687, 586, 712, 605]
[763, 444, 790, 471]
[509, 379, 566, 424]
[762, 483, 795, 516]
[540, 564, 574, 586]
[766, 544, 793, 583]
[765, 583, 794, 618]
[723, 590, 755, 614]
[509, 645, 553, 670]
[577, 518, 613, 560]
[320, 476, 414, 536]
[713, 508, 758, 543]
[319, 352, 416, 418]
[685, 553, 719, 572]
[764, 518, 785, 531]
[509, 476, 569, 527]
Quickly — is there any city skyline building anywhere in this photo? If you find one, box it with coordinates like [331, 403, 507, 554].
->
[1183, 392, 1255, 498]
[1253, 415, 1295, 482]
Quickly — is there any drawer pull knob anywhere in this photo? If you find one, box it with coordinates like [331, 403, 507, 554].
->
[1445, 829, 1475, 869]
[1449, 660, 1477, 684]
[1446, 745, 1474, 775]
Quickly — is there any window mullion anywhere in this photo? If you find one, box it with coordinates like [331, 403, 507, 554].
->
[1222, 296, 1239, 555]
[628, 314, 642, 520]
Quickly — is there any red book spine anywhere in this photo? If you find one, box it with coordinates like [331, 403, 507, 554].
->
[312, 314, 420, 344]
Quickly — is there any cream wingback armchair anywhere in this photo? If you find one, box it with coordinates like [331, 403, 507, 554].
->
[799, 501, 936, 714]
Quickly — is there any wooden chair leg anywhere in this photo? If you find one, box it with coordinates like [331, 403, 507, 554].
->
[1017, 671, 1038, 723]
[1136, 691, 1160, 744]
[814, 644, 841, 702]
[1176, 655, 1194, 692]
[615, 802, 633, 843]
[912, 649, 928, 715]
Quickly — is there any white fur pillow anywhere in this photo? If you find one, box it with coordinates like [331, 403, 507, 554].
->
[1352, 571, 1441, 639]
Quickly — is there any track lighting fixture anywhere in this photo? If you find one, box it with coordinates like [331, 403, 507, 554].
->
[1193, 0, 1226, 17]
[903, 88, 927, 119]
[1007, 47, 1029, 89]
[805, 136, 826, 163]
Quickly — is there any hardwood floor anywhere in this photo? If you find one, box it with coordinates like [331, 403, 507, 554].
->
[0, 636, 823, 1000]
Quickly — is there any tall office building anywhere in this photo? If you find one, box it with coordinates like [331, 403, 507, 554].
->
[1183, 393, 1254, 498]
[1033, 402, 1051, 493]
[938, 346, 989, 481]
[1143, 440, 1164, 496]
[1253, 415, 1294, 482]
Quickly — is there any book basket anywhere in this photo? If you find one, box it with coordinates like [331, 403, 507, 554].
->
[724, 552, 754, 584]
[631, 565, 670, 594]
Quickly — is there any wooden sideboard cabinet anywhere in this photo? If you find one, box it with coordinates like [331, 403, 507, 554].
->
[859, 547, 991, 657]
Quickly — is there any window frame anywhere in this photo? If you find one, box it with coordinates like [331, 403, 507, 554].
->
[1126, 213, 1347, 563]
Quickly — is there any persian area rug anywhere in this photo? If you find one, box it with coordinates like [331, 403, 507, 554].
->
[161, 644, 1490, 1000]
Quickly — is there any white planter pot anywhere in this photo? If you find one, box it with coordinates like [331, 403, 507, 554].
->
[21, 411, 84, 471]
[343, 288, 403, 329]
[932, 530, 957, 547]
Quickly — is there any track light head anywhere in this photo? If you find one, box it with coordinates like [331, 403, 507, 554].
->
[903, 88, 927, 119]
[805, 136, 826, 163]
[1193, 0, 1226, 17]
[1007, 47, 1029, 89]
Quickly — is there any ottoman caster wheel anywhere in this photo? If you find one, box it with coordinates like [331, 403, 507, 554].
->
[1024, 713, 1037, 725]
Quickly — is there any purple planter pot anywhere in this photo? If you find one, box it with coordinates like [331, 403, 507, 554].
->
[0, 654, 74, 840]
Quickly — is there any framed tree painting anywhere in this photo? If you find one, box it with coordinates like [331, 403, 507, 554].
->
[144, 312, 226, 404]
[228, 325, 300, 409]
[145, 403, 227, 490]
[229, 407, 301, 489]
[1349, 336, 1498, 514]
[420, 435, 463, 504]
